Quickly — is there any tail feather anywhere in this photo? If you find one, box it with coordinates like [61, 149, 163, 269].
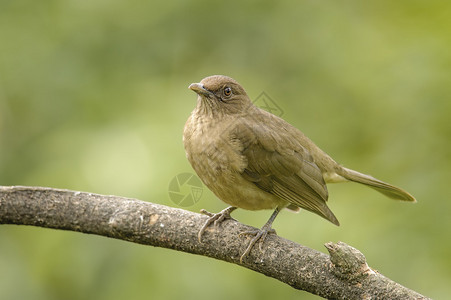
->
[338, 167, 416, 202]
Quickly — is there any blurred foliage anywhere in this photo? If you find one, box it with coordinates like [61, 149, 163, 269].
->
[0, 0, 450, 299]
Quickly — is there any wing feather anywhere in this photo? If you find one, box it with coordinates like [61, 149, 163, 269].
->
[232, 112, 339, 225]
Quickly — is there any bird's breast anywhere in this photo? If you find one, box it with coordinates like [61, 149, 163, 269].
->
[183, 114, 245, 182]
[183, 113, 285, 210]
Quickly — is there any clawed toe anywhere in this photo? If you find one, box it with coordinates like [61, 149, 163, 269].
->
[199, 209, 214, 217]
[197, 207, 281, 264]
[238, 207, 281, 263]
[239, 226, 276, 263]
[198, 206, 237, 242]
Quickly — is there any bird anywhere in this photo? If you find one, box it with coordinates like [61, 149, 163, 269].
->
[183, 75, 416, 262]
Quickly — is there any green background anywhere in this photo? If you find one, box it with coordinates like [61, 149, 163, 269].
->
[1, 0, 450, 299]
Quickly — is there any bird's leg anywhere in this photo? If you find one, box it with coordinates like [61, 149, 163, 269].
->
[198, 206, 237, 242]
[239, 207, 280, 263]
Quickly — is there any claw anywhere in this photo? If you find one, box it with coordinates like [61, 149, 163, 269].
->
[239, 226, 276, 263]
[198, 206, 282, 264]
[238, 207, 281, 263]
[198, 206, 237, 242]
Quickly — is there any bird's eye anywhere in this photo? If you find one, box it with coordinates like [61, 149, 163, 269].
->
[223, 87, 232, 97]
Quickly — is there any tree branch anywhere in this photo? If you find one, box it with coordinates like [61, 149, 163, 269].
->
[0, 186, 428, 299]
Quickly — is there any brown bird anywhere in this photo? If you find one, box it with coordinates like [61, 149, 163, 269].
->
[183, 75, 416, 262]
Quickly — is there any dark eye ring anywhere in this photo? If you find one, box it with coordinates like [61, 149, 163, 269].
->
[223, 87, 232, 97]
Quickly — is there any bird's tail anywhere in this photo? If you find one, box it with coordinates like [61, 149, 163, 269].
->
[337, 167, 416, 202]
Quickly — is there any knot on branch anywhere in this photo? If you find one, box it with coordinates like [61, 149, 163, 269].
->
[325, 241, 376, 282]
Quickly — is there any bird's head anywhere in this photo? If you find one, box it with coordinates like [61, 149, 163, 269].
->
[188, 75, 253, 116]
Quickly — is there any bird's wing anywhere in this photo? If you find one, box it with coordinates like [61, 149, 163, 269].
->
[230, 112, 339, 225]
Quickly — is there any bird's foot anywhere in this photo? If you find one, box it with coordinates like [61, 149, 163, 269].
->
[198, 206, 237, 242]
[239, 224, 276, 263]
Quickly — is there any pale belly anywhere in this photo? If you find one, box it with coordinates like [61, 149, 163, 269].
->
[214, 173, 288, 210]
[189, 151, 288, 211]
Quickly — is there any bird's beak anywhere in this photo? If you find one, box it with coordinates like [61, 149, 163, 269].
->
[188, 83, 213, 97]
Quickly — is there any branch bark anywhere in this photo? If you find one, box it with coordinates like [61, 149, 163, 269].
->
[0, 185, 428, 299]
